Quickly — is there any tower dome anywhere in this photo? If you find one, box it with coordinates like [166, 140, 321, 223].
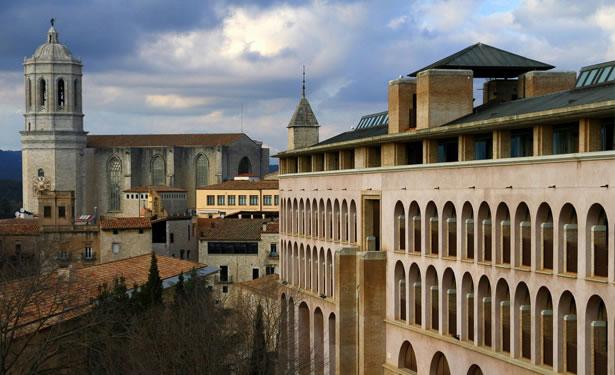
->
[31, 20, 78, 62]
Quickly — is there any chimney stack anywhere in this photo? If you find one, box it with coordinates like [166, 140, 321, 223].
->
[417, 69, 473, 129]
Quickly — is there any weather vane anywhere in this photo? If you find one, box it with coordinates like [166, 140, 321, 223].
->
[302, 65, 306, 98]
[50, 18, 55, 27]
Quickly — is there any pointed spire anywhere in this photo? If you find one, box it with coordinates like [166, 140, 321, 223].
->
[302, 65, 306, 98]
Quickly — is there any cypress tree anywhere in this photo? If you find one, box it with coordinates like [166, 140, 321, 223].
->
[174, 272, 186, 305]
[141, 251, 163, 307]
[250, 304, 269, 375]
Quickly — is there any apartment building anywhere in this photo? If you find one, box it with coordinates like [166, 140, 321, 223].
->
[196, 178, 279, 218]
[276, 43, 615, 374]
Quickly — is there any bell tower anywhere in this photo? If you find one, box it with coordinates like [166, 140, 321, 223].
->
[21, 19, 87, 215]
[287, 66, 319, 150]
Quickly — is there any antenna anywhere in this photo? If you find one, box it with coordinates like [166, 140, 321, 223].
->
[240, 104, 244, 133]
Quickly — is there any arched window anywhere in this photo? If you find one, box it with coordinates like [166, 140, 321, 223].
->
[398, 341, 417, 372]
[37, 168, 44, 177]
[151, 155, 165, 186]
[57, 78, 65, 109]
[73, 79, 80, 112]
[108, 157, 122, 211]
[195, 154, 209, 187]
[238, 156, 252, 175]
[26, 79, 32, 111]
[39, 79, 47, 110]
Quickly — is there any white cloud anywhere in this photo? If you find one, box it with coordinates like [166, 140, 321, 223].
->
[387, 15, 407, 30]
[146, 94, 211, 109]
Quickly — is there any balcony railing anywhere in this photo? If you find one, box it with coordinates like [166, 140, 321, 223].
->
[268, 251, 279, 258]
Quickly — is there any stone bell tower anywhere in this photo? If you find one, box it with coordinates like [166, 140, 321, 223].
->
[21, 19, 87, 215]
[287, 66, 319, 150]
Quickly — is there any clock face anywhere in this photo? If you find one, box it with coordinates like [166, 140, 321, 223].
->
[33, 175, 51, 193]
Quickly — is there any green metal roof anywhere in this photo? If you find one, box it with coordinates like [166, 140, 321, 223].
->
[409, 42, 554, 78]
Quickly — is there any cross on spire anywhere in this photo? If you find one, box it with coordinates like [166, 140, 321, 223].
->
[302, 65, 306, 98]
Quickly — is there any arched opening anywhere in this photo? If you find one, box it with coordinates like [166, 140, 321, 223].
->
[288, 297, 296, 365]
[398, 340, 418, 372]
[409, 263, 422, 325]
[319, 248, 325, 296]
[107, 157, 122, 212]
[306, 200, 312, 236]
[394, 261, 406, 321]
[478, 202, 493, 263]
[442, 268, 457, 337]
[26, 79, 32, 111]
[426, 202, 439, 255]
[462, 202, 474, 260]
[312, 247, 318, 293]
[238, 156, 252, 175]
[495, 203, 510, 265]
[299, 200, 305, 235]
[477, 276, 492, 348]
[319, 199, 325, 239]
[73, 79, 80, 112]
[495, 278, 511, 353]
[394, 201, 406, 251]
[559, 204, 578, 274]
[536, 203, 554, 271]
[299, 245, 305, 289]
[305, 246, 312, 291]
[515, 203, 532, 268]
[39, 79, 47, 110]
[536, 287, 553, 367]
[314, 308, 325, 374]
[443, 202, 457, 257]
[326, 249, 333, 298]
[461, 272, 474, 342]
[409, 201, 421, 253]
[429, 351, 451, 375]
[328, 313, 336, 375]
[586, 204, 608, 278]
[326, 199, 333, 240]
[467, 364, 483, 375]
[426, 266, 439, 331]
[341, 200, 349, 242]
[350, 200, 357, 243]
[151, 155, 165, 186]
[515, 282, 531, 360]
[195, 154, 209, 188]
[334, 200, 341, 241]
[293, 243, 299, 286]
[57, 78, 65, 109]
[37, 168, 44, 178]
[585, 295, 608, 375]
[558, 291, 577, 374]
[298, 302, 310, 367]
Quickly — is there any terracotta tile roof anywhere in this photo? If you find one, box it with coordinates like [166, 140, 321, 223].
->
[86, 133, 244, 148]
[4, 255, 204, 336]
[235, 274, 281, 299]
[198, 179, 279, 190]
[99, 216, 151, 230]
[198, 218, 269, 241]
[263, 222, 279, 234]
[124, 186, 187, 193]
[0, 218, 40, 235]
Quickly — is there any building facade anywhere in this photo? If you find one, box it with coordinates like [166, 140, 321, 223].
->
[21, 22, 270, 218]
[277, 43, 615, 374]
[196, 178, 279, 218]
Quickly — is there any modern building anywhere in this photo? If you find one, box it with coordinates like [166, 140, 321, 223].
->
[277, 43, 615, 374]
[20, 21, 270, 218]
[198, 218, 279, 294]
[196, 178, 279, 218]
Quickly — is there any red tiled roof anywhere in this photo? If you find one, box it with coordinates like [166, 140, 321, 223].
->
[0, 218, 40, 235]
[4, 254, 204, 336]
[198, 218, 269, 241]
[198, 179, 278, 190]
[124, 186, 187, 193]
[86, 133, 244, 148]
[263, 222, 279, 234]
[235, 274, 281, 298]
[99, 216, 151, 230]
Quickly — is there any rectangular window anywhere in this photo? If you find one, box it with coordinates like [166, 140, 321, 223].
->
[252, 268, 260, 280]
[84, 247, 93, 260]
[552, 124, 579, 155]
[228, 195, 236, 205]
[510, 129, 533, 157]
[437, 138, 458, 162]
[217, 195, 225, 205]
[249, 195, 258, 205]
[266, 265, 275, 275]
[58, 206, 66, 218]
[600, 118, 614, 151]
[112, 243, 120, 255]
[207, 195, 215, 205]
[406, 141, 423, 165]
[270, 243, 278, 256]
[239, 195, 247, 206]
[170, 233, 174, 243]
[274, 195, 279, 205]
[263, 195, 272, 206]
[44, 206, 52, 218]
[474, 134, 493, 160]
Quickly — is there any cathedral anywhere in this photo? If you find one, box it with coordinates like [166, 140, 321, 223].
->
[21, 22, 269, 217]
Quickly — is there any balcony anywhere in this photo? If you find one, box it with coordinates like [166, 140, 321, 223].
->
[268, 251, 279, 259]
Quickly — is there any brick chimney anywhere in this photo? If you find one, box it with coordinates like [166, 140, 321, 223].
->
[387, 77, 416, 134]
[518, 71, 576, 98]
[416, 69, 473, 129]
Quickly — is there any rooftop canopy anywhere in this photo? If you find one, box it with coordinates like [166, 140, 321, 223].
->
[409, 42, 554, 78]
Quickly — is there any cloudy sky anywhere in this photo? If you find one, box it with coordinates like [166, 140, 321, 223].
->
[0, 0, 614, 154]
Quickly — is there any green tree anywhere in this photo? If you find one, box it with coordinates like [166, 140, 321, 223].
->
[250, 304, 270, 375]
[138, 252, 163, 308]
[174, 272, 186, 305]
